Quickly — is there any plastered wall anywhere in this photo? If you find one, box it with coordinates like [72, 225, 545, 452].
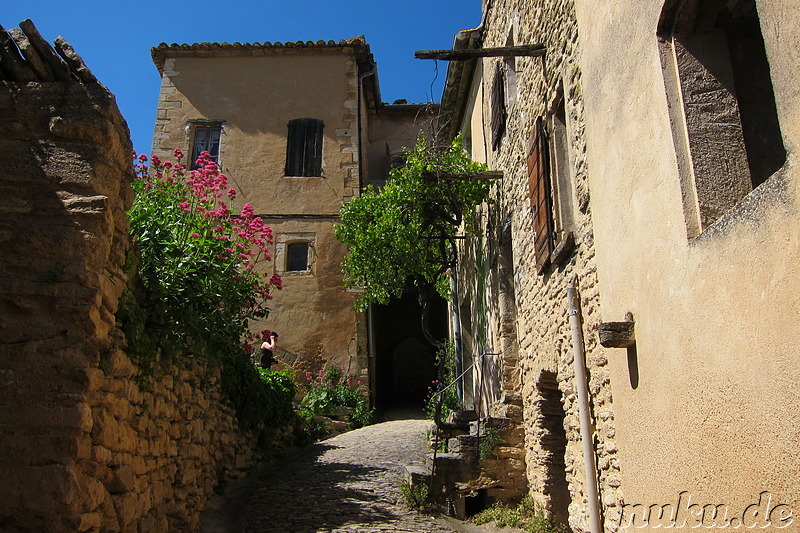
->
[574, 0, 800, 529]
[152, 47, 364, 378]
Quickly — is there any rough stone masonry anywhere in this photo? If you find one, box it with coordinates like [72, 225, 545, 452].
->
[0, 21, 267, 532]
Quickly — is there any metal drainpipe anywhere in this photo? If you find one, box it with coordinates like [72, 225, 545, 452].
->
[357, 65, 377, 406]
[567, 286, 602, 533]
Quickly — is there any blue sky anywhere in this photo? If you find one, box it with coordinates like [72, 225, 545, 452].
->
[4, 0, 481, 155]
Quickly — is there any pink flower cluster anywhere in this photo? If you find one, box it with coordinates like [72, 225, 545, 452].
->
[133, 148, 283, 308]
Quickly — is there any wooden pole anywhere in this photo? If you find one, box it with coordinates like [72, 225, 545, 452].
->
[414, 44, 546, 61]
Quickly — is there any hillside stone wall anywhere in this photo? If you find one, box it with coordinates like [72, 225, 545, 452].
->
[0, 22, 265, 532]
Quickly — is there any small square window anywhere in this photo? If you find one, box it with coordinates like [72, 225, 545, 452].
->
[190, 124, 222, 169]
[286, 242, 310, 271]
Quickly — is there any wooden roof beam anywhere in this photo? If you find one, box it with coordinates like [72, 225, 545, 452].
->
[415, 44, 546, 61]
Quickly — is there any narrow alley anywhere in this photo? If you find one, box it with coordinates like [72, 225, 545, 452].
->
[201, 419, 462, 533]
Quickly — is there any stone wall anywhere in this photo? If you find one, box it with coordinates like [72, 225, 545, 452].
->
[456, 0, 624, 530]
[0, 22, 266, 532]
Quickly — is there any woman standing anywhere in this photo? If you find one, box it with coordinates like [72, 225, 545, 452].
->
[259, 331, 279, 369]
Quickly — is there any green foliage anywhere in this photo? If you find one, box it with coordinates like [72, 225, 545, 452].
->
[471, 497, 570, 533]
[479, 427, 502, 460]
[124, 150, 280, 366]
[299, 366, 373, 430]
[399, 479, 438, 514]
[335, 134, 491, 310]
[425, 341, 461, 420]
[220, 360, 297, 431]
[122, 150, 285, 430]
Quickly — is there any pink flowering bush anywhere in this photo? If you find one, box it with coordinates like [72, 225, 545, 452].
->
[123, 149, 282, 371]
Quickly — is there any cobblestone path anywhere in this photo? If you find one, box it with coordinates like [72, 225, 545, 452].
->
[201, 418, 462, 533]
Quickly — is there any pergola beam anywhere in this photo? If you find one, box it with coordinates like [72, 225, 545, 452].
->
[415, 44, 546, 61]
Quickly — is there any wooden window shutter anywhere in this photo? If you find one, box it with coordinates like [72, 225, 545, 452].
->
[286, 118, 324, 176]
[304, 119, 323, 177]
[491, 67, 506, 151]
[528, 117, 554, 273]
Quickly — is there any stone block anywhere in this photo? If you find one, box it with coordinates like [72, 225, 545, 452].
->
[106, 465, 136, 494]
[92, 445, 111, 464]
[108, 350, 136, 379]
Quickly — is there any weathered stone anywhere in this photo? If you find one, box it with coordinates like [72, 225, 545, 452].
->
[8, 28, 54, 81]
[17, 20, 72, 82]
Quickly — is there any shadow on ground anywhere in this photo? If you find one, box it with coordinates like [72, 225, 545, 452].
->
[203, 443, 408, 532]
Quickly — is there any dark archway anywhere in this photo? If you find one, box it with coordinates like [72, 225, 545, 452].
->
[371, 288, 448, 418]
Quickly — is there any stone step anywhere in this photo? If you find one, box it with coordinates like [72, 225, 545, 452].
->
[403, 463, 432, 486]
[490, 402, 524, 422]
[446, 409, 479, 425]
[447, 434, 480, 454]
[469, 416, 511, 436]
[427, 452, 478, 482]
[499, 392, 523, 406]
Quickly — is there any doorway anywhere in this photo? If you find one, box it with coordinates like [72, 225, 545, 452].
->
[371, 288, 447, 417]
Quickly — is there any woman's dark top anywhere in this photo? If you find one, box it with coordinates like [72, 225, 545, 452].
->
[259, 347, 274, 368]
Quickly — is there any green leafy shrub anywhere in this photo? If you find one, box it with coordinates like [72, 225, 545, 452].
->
[479, 427, 502, 460]
[122, 150, 285, 431]
[299, 366, 373, 429]
[335, 134, 492, 311]
[471, 496, 570, 533]
[399, 479, 438, 514]
[125, 150, 281, 365]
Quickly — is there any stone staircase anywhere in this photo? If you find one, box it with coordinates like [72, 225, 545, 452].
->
[404, 394, 527, 519]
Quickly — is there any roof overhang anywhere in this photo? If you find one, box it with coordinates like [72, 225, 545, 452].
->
[437, 28, 482, 143]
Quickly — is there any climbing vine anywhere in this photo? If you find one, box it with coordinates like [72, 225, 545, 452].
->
[334, 134, 492, 312]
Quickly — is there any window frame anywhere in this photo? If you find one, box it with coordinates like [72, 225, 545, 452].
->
[275, 233, 316, 276]
[657, 0, 786, 238]
[188, 120, 223, 170]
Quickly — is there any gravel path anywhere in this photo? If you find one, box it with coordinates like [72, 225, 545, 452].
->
[201, 419, 461, 533]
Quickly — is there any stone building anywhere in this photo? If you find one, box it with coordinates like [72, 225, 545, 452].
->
[437, 0, 799, 531]
[150, 38, 440, 408]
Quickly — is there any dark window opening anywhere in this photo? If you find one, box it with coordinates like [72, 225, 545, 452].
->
[191, 125, 221, 169]
[286, 242, 309, 271]
[659, 0, 785, 232]
[286, 118, 324, 176]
